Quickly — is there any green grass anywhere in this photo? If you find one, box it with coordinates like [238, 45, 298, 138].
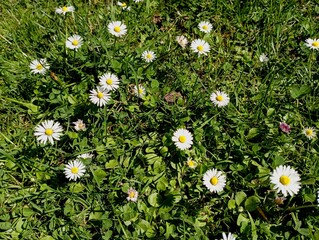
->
[1, 0, 319, 239]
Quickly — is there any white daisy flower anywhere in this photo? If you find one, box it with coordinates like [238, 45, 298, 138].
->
[66, 35, 83, 50]
[270, 165, 301, 197]
[303, 127, 316, 139]
[305, 38, 319, 50]
[317, 189, 319, 206]
[117, 2, 130, 10]
[176, 35, 188, 49]
[142, 50, 156, 63]
[133, 84, 146, 98]
[34, 120, 63, 145]
[73, 119, 86, 131]
[64, 160, 86, 181]
[89, 87, 111, 107]
[133, 0, 143, 2]
[203, 169, 226, 193]
[222, 232, 236, 240]
[108, 21, 127, 37]
[210, 91, 230, 107]
[186, 158, 197, 169]
[259, 53, 269, 63]
[190, 39, 210, 56]
[198, 21, 212, 33]
[99, 73, 120, 91]
[127, 188, 138, 202]
[77, 153, 93, 160]
[30, 59, 50, 75]
[55, 6, 75, 15]
[172, 129, 193, 150]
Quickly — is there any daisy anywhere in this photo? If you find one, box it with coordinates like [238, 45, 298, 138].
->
[305, 38, 319, 50]
[55, 6, 75, 15]
[203, 169, 226, 193]
[210, 91, 230, 107]
[133, 84, 146, 98]
[30, 59, 50, 75]
[176, 35, 188, 49]
[317, 189, 319, 206]
[73, 119, 86, 131]
[66, 35, 83, 50]
[186, 158, 197, 169]
[99, 73, 120, 91]
[64, 160, 86, 181]
[274, 196, 286, 205]
[198, 21, 212, 33]
[172, 129, 193, 150]
[303, 127, 316, 139]
[190, 39, 210, 56]
[77, 153, 93, 160]
[133, 0, 143, 2]
[279, 122, 291, 134]
[259, 53, 269, 63]
[89, 87, 111, 107]
[108, 21, 127, 37]
[221, 232, 236, 240]
[34, 120, 63, 145]
[142, 50, 156, 63]
[270, 165, 301, 197]
[117, 2, 130, 10]
[127, 188, 138, 202]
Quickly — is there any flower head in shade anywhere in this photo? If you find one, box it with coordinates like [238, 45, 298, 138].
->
[142, 50, 156, 62]
[108, 21, 127, 37]
[210, 91, 230, 107]
[317, 189, 319, 206]
[190, 39, 210, 56]
[73, 119, 86, 131]
[30, 59, 50, 75]
[55, 6, 75, 15]
[34, 120, 63, 145]
[172, 129, 193, 150]
[66, 35, 83, 50]
[259, 53, 269, 63]
[274, 196, 286, 206]
[77, 153, 94, 160]
[133, 0, 143, 2]
[270, 165, 301, 197]
[186, 158, 197, 169]
[279, 122, 291, 134]
[176, 35, 188, 49]
[198, 21, 212, 33]
[305, 38, 319, 50]
[303, 127, 316, 139]
[203, 169, 226, 193]
[133, 84, 146, 98]
[89, 87, 111, 107]
[64, 160, 86, 181]
[99, 73, 120, 91]
[117, 2, 130, 10]
[127, 188, 138, 202]
[221, 232, 236, 240]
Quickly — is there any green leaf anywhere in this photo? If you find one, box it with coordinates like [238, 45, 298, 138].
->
[235, 191, 247, 206]
[93, 168, 107, 185]
[67, 131, 78, 139]
[0, 222, 11, 230]
[246, 128, 259, 140]
[245, 196, 260, 211]
[15, 218, 24, 233]
[105, 160, 118, 169]
[228, 199, 236, 209]
[148, 193, 160, 207]
[151, 80, 159, 90]
[290, 85, 311, 99]
[22, 208, 34, 217]
[70, 182, 85, 193]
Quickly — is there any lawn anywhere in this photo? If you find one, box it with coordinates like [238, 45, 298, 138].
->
[0, 0, 319, 239]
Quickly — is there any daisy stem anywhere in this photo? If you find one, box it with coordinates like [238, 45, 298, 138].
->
[285, 204, 318, 212]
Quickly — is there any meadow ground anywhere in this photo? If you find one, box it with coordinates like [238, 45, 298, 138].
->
[0, 0, 319, 239]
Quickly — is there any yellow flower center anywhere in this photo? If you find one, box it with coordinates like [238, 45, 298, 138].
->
[203, 25, 208, 30]
[210, 176, 218, 186]
[72, 40, 79, 46]
[97, 92, 104, 99]
[45, 128, 53, 136]
[279, 175, 290, 185]
[138, 89, 144, 94]
[114, 26, 121, 33]
[36, 64, 43, 70]
[197, 45, 203, 51]
[312, 41, 319, 47]
[129, 191, 135, 198]
[122, 3, 127, 7]
[306, 129, 313, 136]
[71, 167, 79, 174]
[188, 160, 196, 168]
[106, 79, 113, 85]
[146, 53, 152, 59]
[216, 95, 223, 101]
[62, 6, 68, 12]
[78, 123, 84, 129]
[178, 135, 186, 143]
